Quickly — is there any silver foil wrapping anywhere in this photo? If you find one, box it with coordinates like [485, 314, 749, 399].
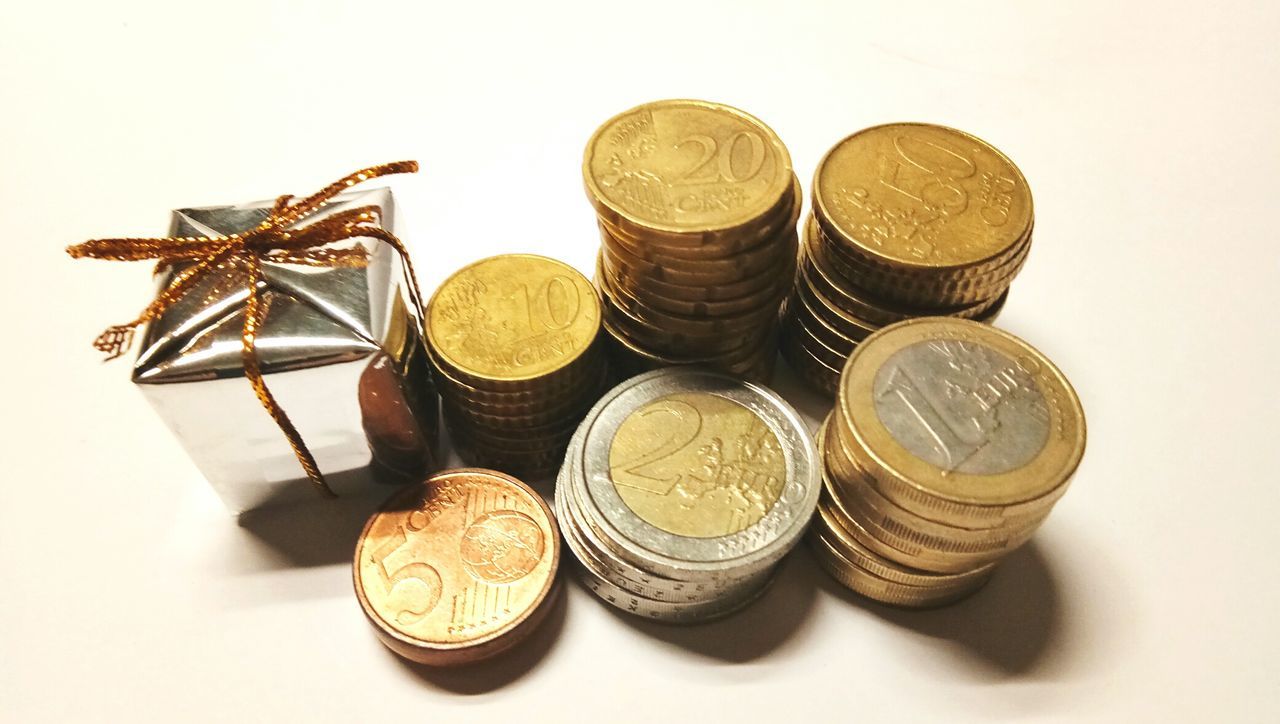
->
[132, 187, 440, 513]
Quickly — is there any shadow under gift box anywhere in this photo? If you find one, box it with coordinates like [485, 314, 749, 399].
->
[131, 186, 440, 514]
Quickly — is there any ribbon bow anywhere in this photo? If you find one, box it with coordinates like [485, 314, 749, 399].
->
[67, 161, 425, 498]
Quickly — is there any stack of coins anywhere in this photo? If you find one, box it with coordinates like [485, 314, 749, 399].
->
[810, 318, 1085, 608]
[582, 99, 800, 383]
[353, 468, 560, 666]
[555, 368, 819, 623]
[426, 254, 608, 477]
[782, 123, 1033, 394]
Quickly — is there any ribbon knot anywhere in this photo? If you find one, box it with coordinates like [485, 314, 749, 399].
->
[68, 161, 425, 498]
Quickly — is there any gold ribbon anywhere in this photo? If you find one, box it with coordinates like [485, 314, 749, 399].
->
[67, 161, 425, 498]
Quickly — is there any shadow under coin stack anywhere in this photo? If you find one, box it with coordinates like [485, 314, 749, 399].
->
[426, 254, 608, 478]
[555, 368, 819, 623]
[782, 123, 1034, 395]
[583, 99, 800, 383]
[810, 318, 1085, 608]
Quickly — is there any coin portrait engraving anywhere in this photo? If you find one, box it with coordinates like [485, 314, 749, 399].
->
[817, 124, 1031, 266]
[586, 101, 791, 231]
[459, 510, 545, 584]
[872, 338, 1050, 476]
[607, 392, 786, 538]
[428, 255, 600, 380]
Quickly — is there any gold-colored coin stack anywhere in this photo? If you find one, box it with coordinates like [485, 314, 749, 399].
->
[782, 123, 1033, 395]
[426, 254, 608, 478]
[811, 318, 1086, 608]
[583, 99, 800, 383]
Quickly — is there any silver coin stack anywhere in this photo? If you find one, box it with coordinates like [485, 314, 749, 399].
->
[555, 368, 820, 623]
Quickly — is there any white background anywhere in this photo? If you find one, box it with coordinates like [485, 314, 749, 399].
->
[3, 1, 1278, 721]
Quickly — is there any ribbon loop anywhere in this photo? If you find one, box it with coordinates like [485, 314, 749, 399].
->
[68, 162, 423, 498]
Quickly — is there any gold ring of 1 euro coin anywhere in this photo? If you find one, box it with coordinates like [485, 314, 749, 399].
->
[814, 123, 1032, 276]
[839, 318, 1086, 522]
[353, 468, 560, 666]
[426, 254, 602, 389]
[584, 99, 794, 241]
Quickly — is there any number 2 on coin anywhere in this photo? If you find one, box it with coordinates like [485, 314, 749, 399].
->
[611, 400, 703, 490]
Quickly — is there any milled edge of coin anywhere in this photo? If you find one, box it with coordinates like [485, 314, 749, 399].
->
[839, 318, 1087, 509]
[811, 122, 1034, 273]
[826, 423, 1047, 546]
[563, 425, 775, 602]
[557, 460, 772, 609]
[583, 99, 795, 239]
[818, 416, 1041, 544]
[352, 468, 562, 665]
[556, 400, 772, 616]
[577, 368, 819, 579]
[598, 174, 803, 259]
[425, 254, 602, 385]
[800, 222, 1009, 325]
[807, 530, 990, 609]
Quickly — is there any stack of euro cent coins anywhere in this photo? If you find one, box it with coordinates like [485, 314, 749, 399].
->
[555, 368, 819, 623]
[353, 468, 561, 666]
[583, 99, 801, 383]
[425, 255, 608, 478]
[783, 123, 1034, 395]
[810, 318, 1085, 608]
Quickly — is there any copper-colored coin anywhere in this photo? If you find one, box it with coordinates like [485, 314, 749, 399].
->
[353, 468, 560, 666]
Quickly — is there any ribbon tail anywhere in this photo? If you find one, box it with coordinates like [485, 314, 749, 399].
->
[93, 324, 137, 361]
[241, 257, 335, 499]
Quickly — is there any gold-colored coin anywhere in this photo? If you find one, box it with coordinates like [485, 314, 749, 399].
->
[607, 391, 786, 538]
[599, 251, 792, 318]
[584, 99, 794, 238]
[426, 254, 601, 386]
[778, 321, 841, 395]
[813, 123, 1032, 272]
[810, 214, 1031, 307]
[839, 318, 1086, 513]
[801, 216, 1012, 323]
[600, 242, 790, 303]
[785, 298, 855, 369]
[353, 468, 560, 666]
[825, 412, 1046, 535]
[807, 527, 990, 608]
[816, 501, 995, 588]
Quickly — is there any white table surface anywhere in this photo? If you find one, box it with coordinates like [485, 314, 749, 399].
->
[3, 1, 1278, 721]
